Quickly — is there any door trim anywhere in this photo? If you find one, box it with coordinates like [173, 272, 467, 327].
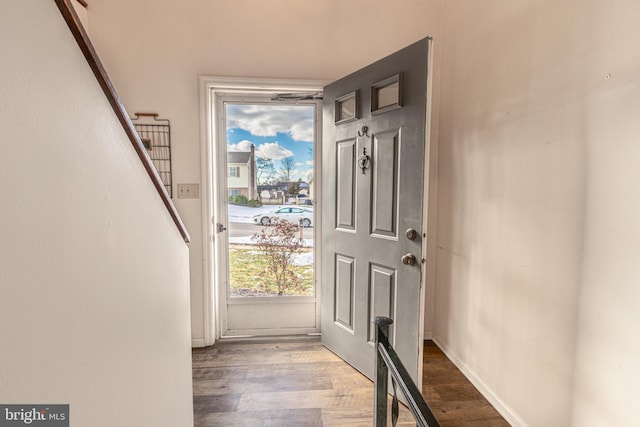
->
[419, 38, 436, 384]
[198, 76, 327, 345]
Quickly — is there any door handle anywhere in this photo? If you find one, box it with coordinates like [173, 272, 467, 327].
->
[216, 223, 227, 233]
[401, 253, 417, 266]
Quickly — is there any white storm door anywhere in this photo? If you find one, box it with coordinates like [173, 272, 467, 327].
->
[321, 38, 431, 383]
[215, 93, 321, 336]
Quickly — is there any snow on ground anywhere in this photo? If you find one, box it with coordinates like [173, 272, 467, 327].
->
[227, 246, 314, 266]
[228, 236, 257, 245]
[228, 204, 314, 247]
[228, 203, 314, 224]
[291, 251, 314, 266]
[228, 204, 286, 224]
[228, 236, 314, 248]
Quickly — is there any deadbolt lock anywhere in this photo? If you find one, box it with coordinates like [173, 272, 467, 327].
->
[405, 228, 418, 241]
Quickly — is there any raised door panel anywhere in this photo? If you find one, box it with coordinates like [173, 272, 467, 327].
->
[367, 262, 397, 344]
[334, 254, 356, 332]
[336, 138, 357, 231]
[370, 129, 400, 239]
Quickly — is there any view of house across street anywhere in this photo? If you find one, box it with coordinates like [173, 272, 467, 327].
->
[226, 103, 315, 204]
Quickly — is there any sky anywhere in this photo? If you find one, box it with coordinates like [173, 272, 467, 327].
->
[226, 104, 315, 183]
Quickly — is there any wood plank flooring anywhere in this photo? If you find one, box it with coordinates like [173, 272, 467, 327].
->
[192, 337, 509, 426]
[422, 341, 510, 427]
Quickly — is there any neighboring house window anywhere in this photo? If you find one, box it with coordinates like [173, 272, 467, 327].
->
[229, 167, 240, 177]
[229, 189, 239, 197]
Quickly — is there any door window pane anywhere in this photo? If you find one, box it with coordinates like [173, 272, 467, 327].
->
[335, 91, 357, 124]
[371, 74, 402, 114]
[376, 81, 399, 109]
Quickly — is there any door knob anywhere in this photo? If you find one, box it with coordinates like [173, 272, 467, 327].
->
[401, 253, 417, 266]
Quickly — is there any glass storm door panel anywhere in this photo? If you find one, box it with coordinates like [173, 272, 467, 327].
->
[216, 95, 321, 336]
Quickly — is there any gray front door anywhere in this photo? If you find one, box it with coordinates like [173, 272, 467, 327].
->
[321, 38, 431, 383]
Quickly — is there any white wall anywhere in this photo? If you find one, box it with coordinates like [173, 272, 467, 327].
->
[570, 1, 640, 424]
[436, 0, 640, 426]
[0, 2, 193, 426]
[87, 0, 445, 344]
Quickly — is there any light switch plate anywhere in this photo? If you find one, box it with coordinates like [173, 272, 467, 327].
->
[177, 183, 199, 199]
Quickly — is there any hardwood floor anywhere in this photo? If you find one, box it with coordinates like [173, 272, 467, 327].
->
[422, 341, 510, 427]
[192, 337, 509, 426]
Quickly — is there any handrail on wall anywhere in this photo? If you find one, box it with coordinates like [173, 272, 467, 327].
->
[54, 0, 190, 243]
[373, 317, 441, 427]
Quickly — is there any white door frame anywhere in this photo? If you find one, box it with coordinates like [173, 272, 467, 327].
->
[199, 76, 327, 345]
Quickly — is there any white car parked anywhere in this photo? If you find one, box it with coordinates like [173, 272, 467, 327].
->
[253, 207, 314, 227]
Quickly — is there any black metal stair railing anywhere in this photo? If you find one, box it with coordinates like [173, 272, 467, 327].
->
[373, 316, 440, 427]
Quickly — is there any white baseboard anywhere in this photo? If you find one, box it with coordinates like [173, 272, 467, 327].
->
[431, 337, 529, 427]
[191, 338, 206, 348]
